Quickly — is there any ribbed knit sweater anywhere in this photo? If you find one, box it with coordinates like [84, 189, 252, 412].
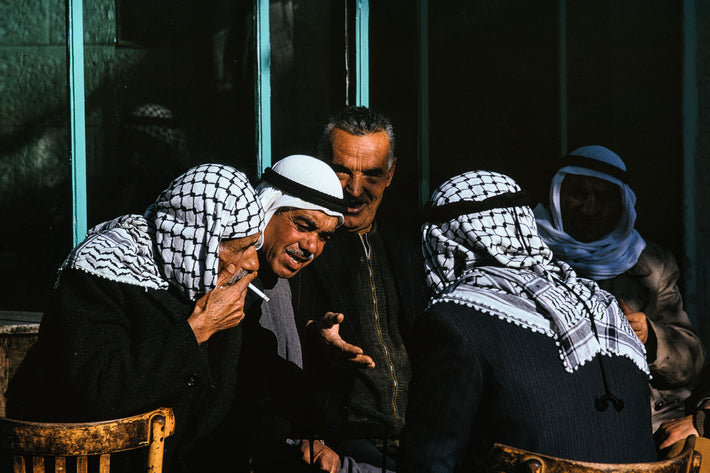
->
[399, 301, 657, 473]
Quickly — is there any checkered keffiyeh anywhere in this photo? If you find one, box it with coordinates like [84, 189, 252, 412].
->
[423, 170, 648, 375]
[61, 164, 265, 301]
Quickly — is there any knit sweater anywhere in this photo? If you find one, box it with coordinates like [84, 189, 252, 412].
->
[399, 302, 657, 473]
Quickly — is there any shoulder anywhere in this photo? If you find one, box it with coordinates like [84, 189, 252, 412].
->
[630, 240, 679, 277]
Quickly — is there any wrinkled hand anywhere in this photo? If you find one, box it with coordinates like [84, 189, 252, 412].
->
[300, 440, 340, 473]
[308, 312, 375, 369]
[188, 264, 257, 344]
[619, 299, 649, 344]
[656, 415, 698, 449]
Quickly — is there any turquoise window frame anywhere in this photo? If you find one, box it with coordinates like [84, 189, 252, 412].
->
[256, 0, 272, 176]
[68, 0, 88, 246]
[67, 0, 432, 243]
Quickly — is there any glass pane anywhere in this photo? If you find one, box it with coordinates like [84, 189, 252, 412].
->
[0, 1, 72, 311]
[270, 0, 345, 161]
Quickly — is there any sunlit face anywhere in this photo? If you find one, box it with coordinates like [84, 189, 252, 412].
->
[218, 232, 260, 279]
[560, 174, 623, 243]
[261, 209, 339, 278]
[329, 128, 395, 233]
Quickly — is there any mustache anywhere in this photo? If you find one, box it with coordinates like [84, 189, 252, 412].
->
[286, 247, 314, 262]
[344, 196, 366, 207]
[223, 268, 251, 287]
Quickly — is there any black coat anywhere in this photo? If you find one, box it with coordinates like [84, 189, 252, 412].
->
[399, 302, 658, 473]
[289, 221, 427, 429]
[7, 269, 247, 473]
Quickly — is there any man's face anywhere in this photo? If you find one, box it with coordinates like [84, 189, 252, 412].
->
[329, 128, 395, 232]
[261, 209, 339, 278]
[560, 174, 623, 243]
[218, 232, 261, 281]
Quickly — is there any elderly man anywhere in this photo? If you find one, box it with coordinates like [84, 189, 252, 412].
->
[399, 170, 656, 473]
[533, 145, 705, 431]
[7, 164, 264, 473]
[232, 154, 346, 473]
[290, 106, 427, 471]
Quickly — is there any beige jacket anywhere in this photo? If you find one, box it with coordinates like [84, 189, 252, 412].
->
[597, 240, 705, 430]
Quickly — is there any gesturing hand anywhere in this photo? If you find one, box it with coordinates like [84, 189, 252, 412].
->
[618, 299, 649, 344]
[308, 312, 375, 369]
[188, 264, 257, 344]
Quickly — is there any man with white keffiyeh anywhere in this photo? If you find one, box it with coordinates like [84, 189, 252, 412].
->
[533, 145, 704, 433]
[398, 170, 657, 473]
[7, 164, 265, 473]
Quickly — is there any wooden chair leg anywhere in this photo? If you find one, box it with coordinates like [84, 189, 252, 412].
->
[12, 455, 25, 473]
[31, 456, 44, 473]
[76, 456, 87, 473]
[147, 415, 166, 472]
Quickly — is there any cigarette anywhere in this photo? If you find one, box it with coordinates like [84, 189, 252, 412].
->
[248, 283, 270, 302]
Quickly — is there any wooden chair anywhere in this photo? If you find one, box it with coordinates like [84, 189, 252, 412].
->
[0, 407, 175, 473]
[488, 436, 702, 473]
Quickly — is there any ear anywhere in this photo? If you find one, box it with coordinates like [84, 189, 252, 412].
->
[385, 157, 397, 187]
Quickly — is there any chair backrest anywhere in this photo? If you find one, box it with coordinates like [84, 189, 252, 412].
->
[0, 407, 176, 473]
[488, 436, 702, 473]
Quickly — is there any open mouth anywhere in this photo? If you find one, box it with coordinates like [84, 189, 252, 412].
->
[346, 201, 366, 214]
[285, 248, 313, 266]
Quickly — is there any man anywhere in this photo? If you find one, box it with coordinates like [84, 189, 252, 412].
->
[7, 164, 264, 473]
[399, 170, 656, 473]
[290, 106, 427, 470]
[232, 154, 346, 472]
[533, 145, 705, 431]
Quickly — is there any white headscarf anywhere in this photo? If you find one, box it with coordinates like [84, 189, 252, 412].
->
[61, 164, 265, 301]
[256, 154, 345, 230]
[534, 145, 646, 280]
[423, 170, 648, 375]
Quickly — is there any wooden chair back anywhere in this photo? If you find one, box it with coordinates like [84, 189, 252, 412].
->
[0, 407, 175, 473]
[488, 436, 701, 473]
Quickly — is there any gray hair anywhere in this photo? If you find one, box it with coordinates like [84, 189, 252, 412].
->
[317, 106, 396, 167]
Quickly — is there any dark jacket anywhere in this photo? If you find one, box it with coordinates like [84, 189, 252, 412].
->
[399, 302, 658, 473]
[289, 221, 427, 433]
[6, 269, 247, 473]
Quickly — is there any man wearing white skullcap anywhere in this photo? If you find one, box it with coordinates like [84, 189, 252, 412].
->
[231, 155, 346, 473]
[534, 145, 704, 434]
[7, 164, 265, 473]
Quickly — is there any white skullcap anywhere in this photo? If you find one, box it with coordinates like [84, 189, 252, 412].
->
[256, 154, 345, 230]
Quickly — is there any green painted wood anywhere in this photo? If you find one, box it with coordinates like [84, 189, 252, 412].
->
[256, 0, 272, 176]
[68, 0, 88, 245]
[355, 0, 369, 107]
[682, 0, 698, 326]
[418, 0, 430, 206]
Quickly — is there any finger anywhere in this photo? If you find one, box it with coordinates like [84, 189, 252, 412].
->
[347, 354, 376, 369]
[331, 339, 364, 356]
[216, 264, 237, 287]
[659, 433, 680, 450]
[319, 312, 344, 329]
[618, 298, 632, 315]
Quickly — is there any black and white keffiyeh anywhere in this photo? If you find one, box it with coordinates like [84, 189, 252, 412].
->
[422, 170, 648, 375]
[61, 164, 265, 301]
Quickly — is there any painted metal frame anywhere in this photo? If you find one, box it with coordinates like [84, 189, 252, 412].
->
[355, 0, 369, 107]
[67, 0, 88, 245]
[682, 0, 698, 326]
[418, 0, 430, 206]
[255, 0, 272, 176]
